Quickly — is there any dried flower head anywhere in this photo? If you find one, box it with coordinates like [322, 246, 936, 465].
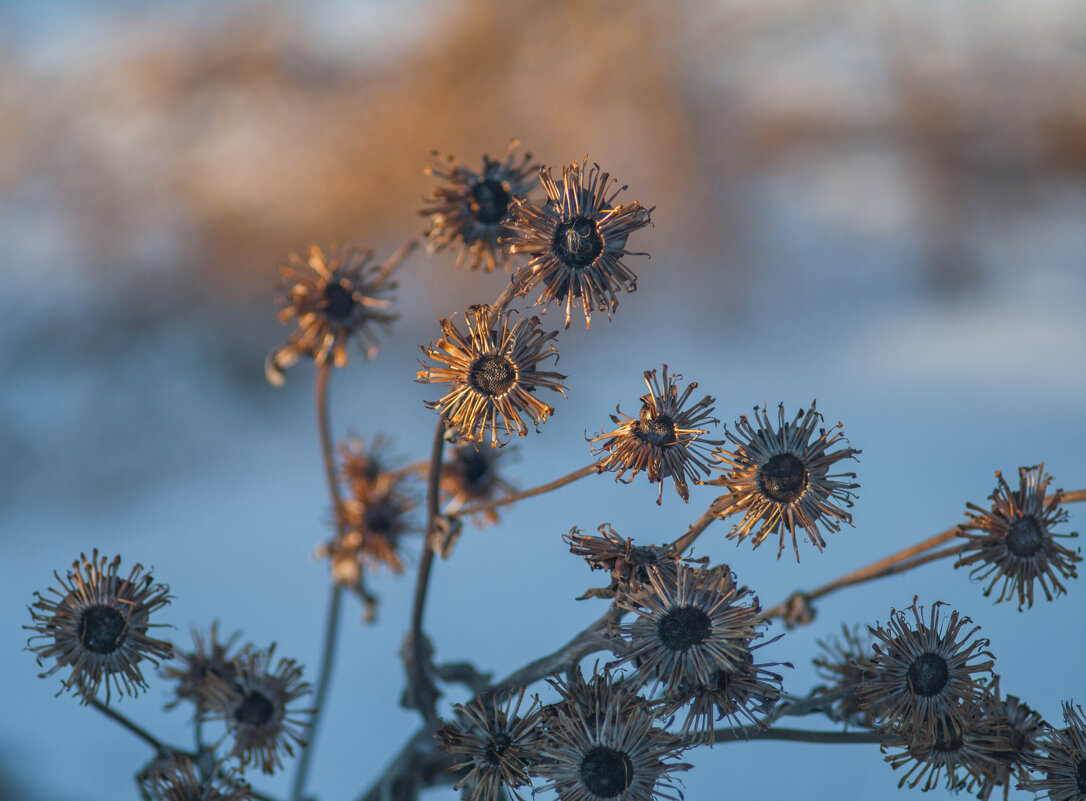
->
[812, 624, 880, 728]
[956, 464, 1080, 609]
[564, 524, 681, 600]
[705, 402, 860, 561]
[662, 638, 787, 743]
[884, 707, 1007, 795]
[316, 438, 419, 580]
[1021, 701, 1086, 801]
[26, 550, 173, 703]
[974, 686, 1046, 801]
[161, 623, 243, 711]
[856, 600, 995, 745]
[141, 755, 251, 801]
[436, 688, 542, 801]
[614, 564, 762, 692]
[417, 305, 567, 446]
[266, 245, 397, 385]
[590, 366, 722, 505]
[537, 666, 690, 801]
[440, 441, 517, 525]
[504, 158, 652, 328]
[421, 141, 538, 272]
[205, 645, 312, 774]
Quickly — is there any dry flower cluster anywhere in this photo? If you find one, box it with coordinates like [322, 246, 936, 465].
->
[25, 143, 1085, 801]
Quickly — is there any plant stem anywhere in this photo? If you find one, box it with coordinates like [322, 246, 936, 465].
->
[706, 726, 882, 745]
[455, 463, 598, 518]
[89, 698, 172, 756]
[406, 418, 447, 725]
[485, 605, 624, 698]
[291, 362, 345, 801]
[490, 269, 530, 316]
[670, 507, 718, 554]
[377, 230, 425, 282]
[759, 489, 1086, 623]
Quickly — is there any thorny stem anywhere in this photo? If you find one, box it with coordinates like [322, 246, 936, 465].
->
[406, 417, 447, 725]
[759, 489, 1086, 623]
[670, 507, 718, 555]
[454, 463, 599, 519]
[89, 697, 174, 756]
[291, 362, 346, 801]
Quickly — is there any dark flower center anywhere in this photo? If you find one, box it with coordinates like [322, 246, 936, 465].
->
[757, 453, 808, 503]
[1076, 758, 1086, 794]
[79, 604, 127, 654]
[580, 745, 634, 798]
[458, 449, 492, 489]
[1006, 515, 1045, 558]
[485, 731, 512, 765]
[364, 499, 399, 535]
[907, 652, 949, 697]
[635, 408, 677, 446]
[323, 282, 356, 320]
[657, 605, 712, 651]
[468, 355, 518, 396]
[552, 215, 603, 269]
[470, 179, 511, 225]
[235, 690, 275, 726]
[932, 726, 962, 753]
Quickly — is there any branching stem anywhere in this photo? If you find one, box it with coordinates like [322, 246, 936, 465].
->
[760, 489, 1086, 623]
[455, 463, 598, 519]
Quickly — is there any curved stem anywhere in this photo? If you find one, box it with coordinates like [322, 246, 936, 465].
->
[454, 463, 598, 519]
[670, 507, 718, 555]
[89, 698, 173, 756]
[759, 489, 1086, 623]
[291, 363, 345, 801]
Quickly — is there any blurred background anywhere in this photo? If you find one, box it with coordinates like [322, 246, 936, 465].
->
[3, 0, 1085, 799]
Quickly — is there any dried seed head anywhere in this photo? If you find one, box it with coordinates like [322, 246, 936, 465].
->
[956, 465, 1080, 609]
[614, 564, 763, 691]
[591, 366, 721, 504]
[204, 645, 312, 775]
[706, 401, 860, 561]
[266, 245, 396, 385]
[417, 306, 567, 447]
[537, 666, 690, 801]
[856, 600, 995, 745]
[436, 688, 541, 801]
[421, 142, 538, 272]
[26, 550, 173, 703]
[504, 158, 652, 328]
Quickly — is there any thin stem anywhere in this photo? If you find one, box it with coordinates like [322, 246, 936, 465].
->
[485, 605, 624, 698]
[759, 489, 1086, 623]
[670, 507, 718, 555]
[406, 417, 447, 725]
[454, 463, 598, 518]
[291, 363, 346, 801]
[89, 698, 172, 755]
[314, 362, 344, 519]
[705, 726, 883, 745]
[377, 230, 426, 282]
[490, 269, 530, 316]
